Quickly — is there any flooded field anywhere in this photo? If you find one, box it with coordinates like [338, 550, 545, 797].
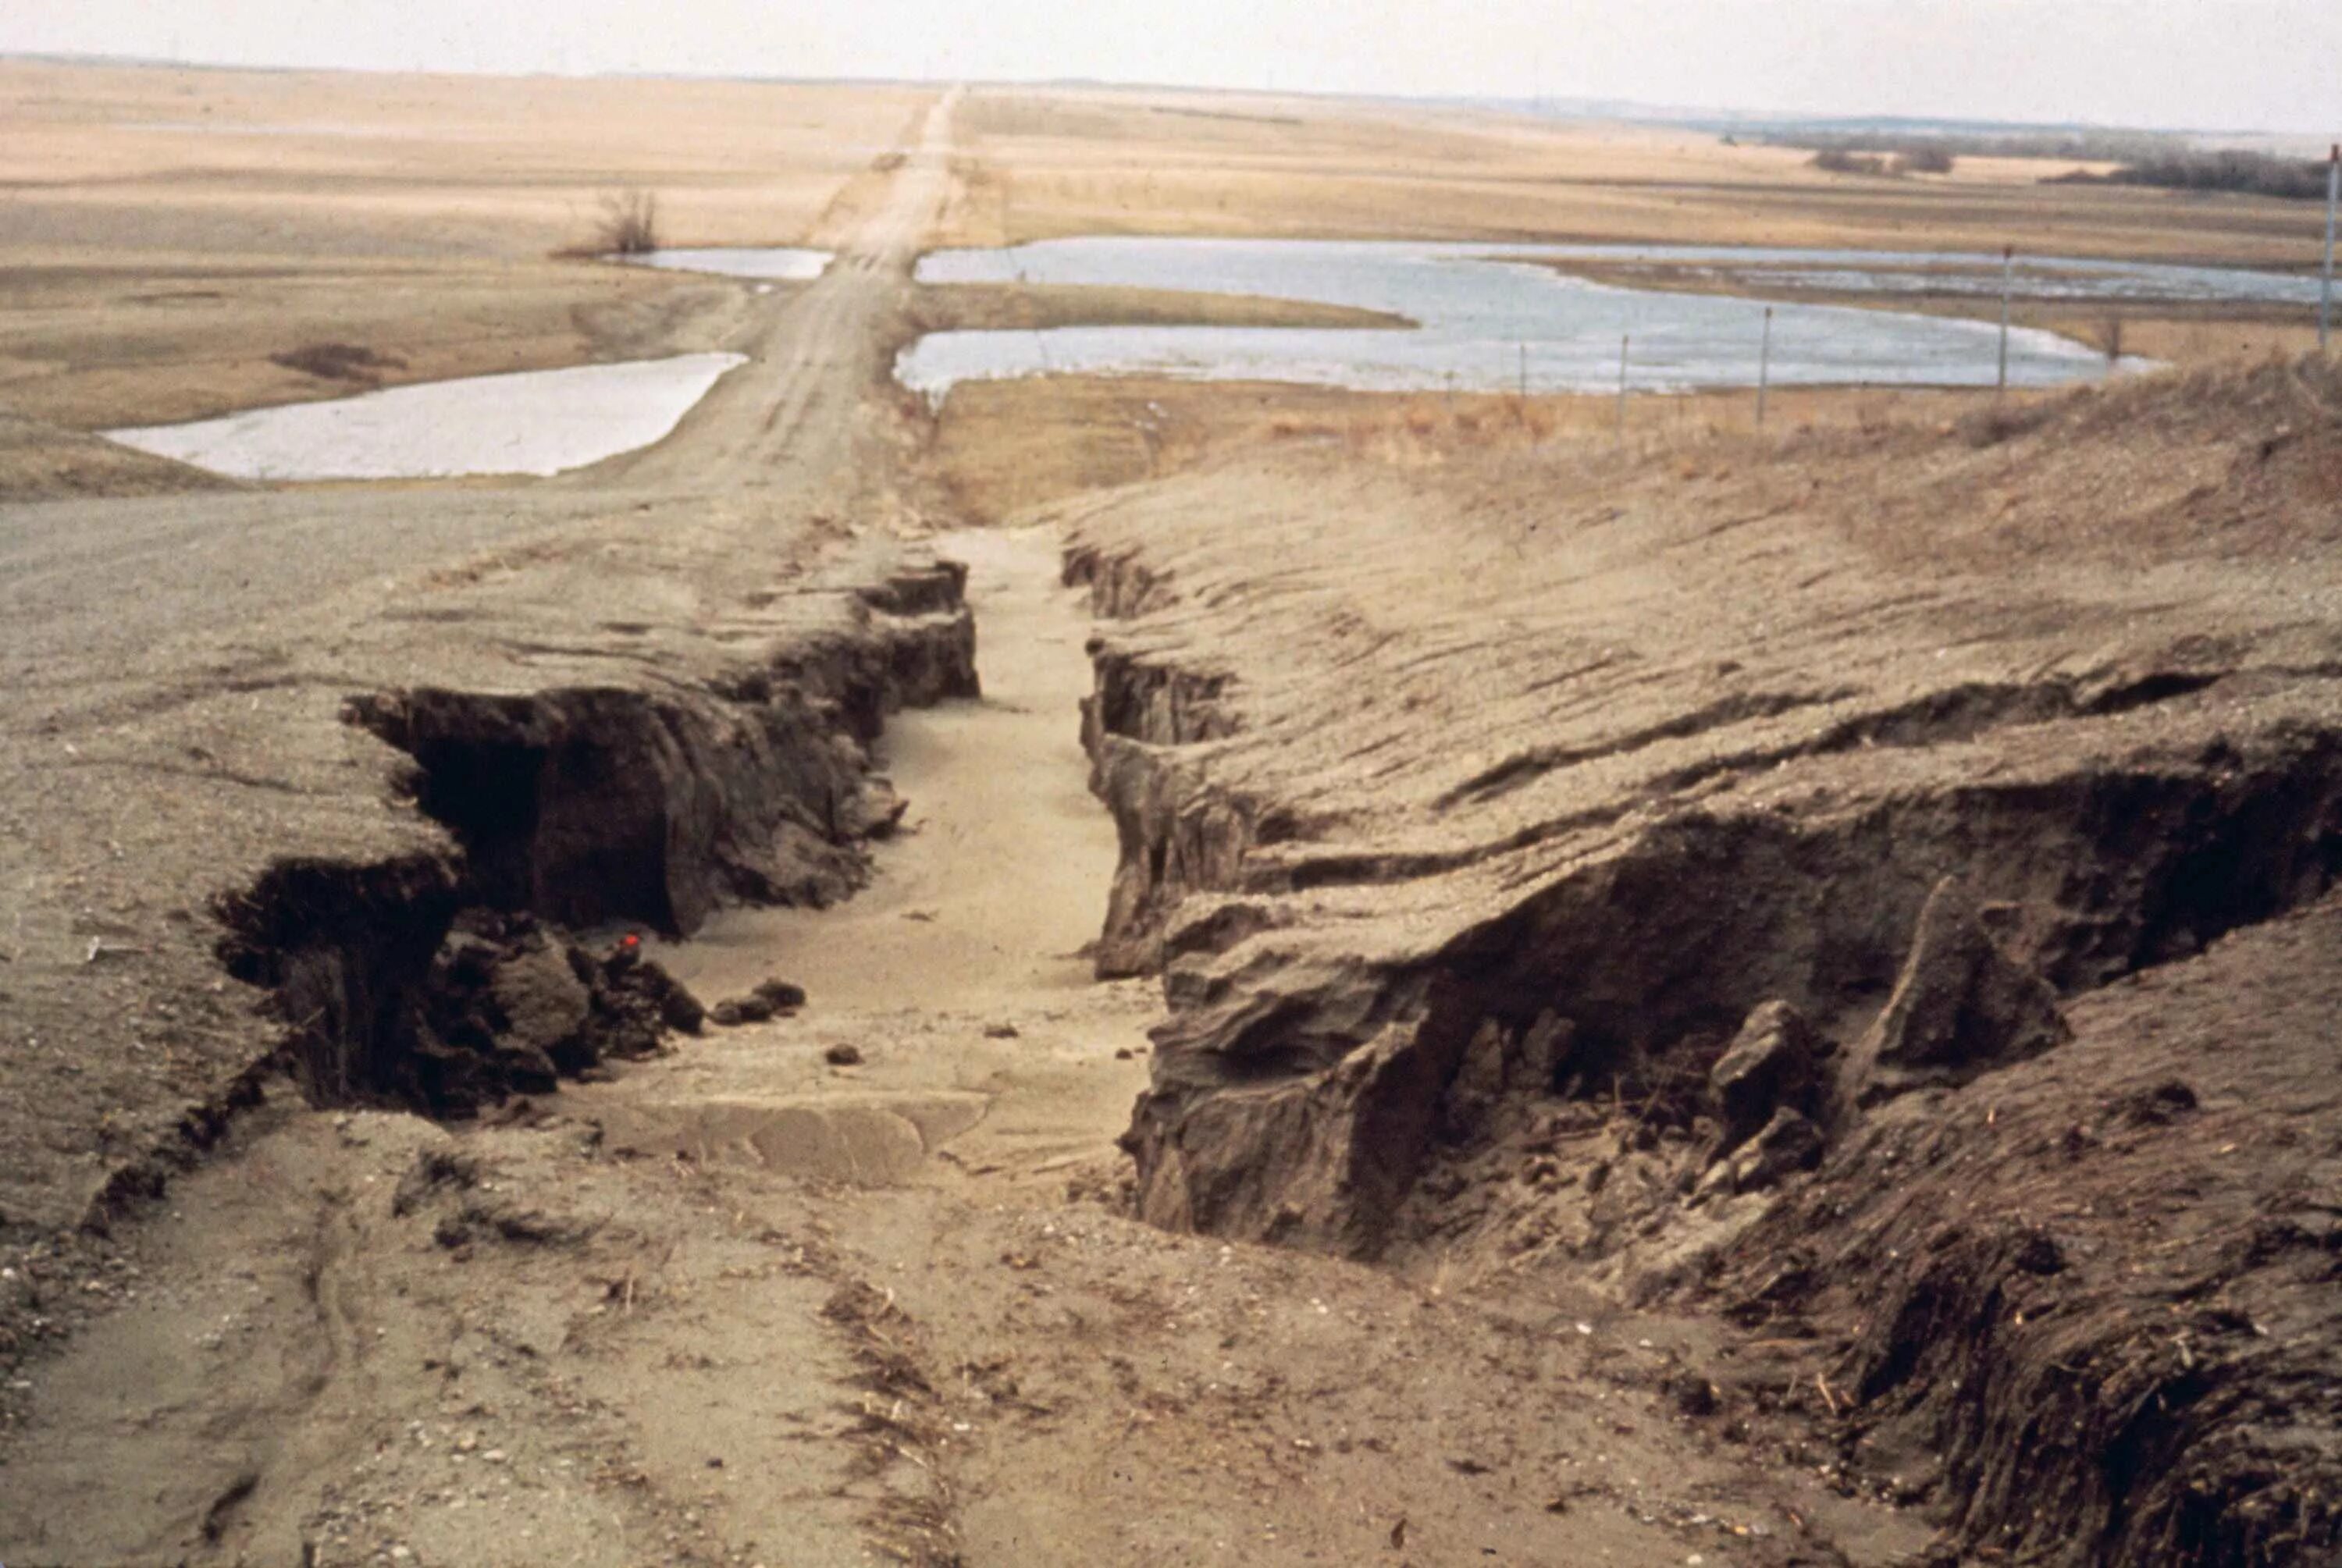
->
[105, 352, 746, 480]
[895, 238, 2315, 399]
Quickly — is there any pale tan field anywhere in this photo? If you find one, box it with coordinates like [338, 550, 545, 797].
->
[0, 60, 929, 473]
[941, 86, 2333, 269]
[0, 60, 931, 255]
[3, 60, 2325, 487]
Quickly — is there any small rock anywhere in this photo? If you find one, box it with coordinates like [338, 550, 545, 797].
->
[2113, 1077, 2198, 1127]
[1730, 1107, 1826, 1194]
[824, 1043, 863, 1067]
[1842, 878, 2069, 1108]
[728, 995, 777, 1024]
[984, 1022, 1020, 1039]
[1668, 1373, 1721, 1417]
[753, 979, 808, 1011]
[1709, 1001, 1823, 1155]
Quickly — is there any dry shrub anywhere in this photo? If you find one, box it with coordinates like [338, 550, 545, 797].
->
[2062, 149, 2333, 201]
[1889, 148, 1956, 176]
[1330, 393, 1568, 463]
[1812, 148, 1889, 177]
[594, 189, 661, 255]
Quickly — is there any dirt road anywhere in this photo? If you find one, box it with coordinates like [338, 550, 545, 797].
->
[0, 522, 1929, 1566]
[20, 55, 2338, 1565]
[0, 85, 957, 1241]
[0, 77, 1957, 1566]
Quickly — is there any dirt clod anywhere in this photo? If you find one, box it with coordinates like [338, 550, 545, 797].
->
[1839, 878, 2070, 1109]
[1710, 1001, 1826, 1155]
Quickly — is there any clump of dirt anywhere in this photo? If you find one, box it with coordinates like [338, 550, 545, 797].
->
[1835, 875, 2072, 1110]
[710, 977, 809, 1026]
[419, 912, 703, 1099]
[219, 880, 703, 1118]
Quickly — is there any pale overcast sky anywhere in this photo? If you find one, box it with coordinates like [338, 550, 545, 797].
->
[5, 1, 2337, 134]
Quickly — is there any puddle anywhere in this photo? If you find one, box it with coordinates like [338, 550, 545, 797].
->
[899, 238, 2315, 399]
[106, 352, 747, 480]
[625, 247, 834, 281]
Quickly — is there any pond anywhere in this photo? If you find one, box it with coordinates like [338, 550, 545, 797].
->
[107, 353, 747, 481]
[625, 247, 835, 281]
[895, 238, 2315, 400]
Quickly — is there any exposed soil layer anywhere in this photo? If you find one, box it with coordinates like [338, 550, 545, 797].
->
[1709, 895, 2342, 1566]
[208, 560, 976, 1123]
[1066, 355, 2342, 1564]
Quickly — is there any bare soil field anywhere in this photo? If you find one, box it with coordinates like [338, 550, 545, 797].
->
[4, 58, 2340, 1568]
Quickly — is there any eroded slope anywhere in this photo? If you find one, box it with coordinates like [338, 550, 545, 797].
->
[1066, 357, 2342, 1565]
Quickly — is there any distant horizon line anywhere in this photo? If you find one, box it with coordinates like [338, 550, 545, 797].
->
[2, 48, 2320, 144]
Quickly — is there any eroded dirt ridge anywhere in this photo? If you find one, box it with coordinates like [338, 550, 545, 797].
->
[199, 560, 975, 1130]
[1069, 359, 2342, 1566]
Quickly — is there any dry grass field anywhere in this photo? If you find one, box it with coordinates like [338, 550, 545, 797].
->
[3, 60, 2324, 489]
[0, 60, 928, 475]
[940, 86, 2332, 267]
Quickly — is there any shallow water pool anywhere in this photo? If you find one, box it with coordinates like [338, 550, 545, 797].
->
[108, 352, 747, 481]
[897, 238, 2313, 400]
[626, 247, 834, 281]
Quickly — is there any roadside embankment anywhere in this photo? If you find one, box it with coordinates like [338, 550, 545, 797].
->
[1063, 355, 2342, 1565]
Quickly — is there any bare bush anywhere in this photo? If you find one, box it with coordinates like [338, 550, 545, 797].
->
[594, 190, 661, 255]
[1889, 147, 1956, 176]
[1812, 146, 1954, 178]
[1811, 148, 1889, 177]
[2055, 150, 2331, 201]
[1772, 128, 2173, 163]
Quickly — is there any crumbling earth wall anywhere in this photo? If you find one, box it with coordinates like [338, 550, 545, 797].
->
[1067, 357, 2342, 1566]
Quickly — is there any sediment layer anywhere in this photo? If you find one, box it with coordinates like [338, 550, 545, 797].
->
[212, 558, 977, 1127]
